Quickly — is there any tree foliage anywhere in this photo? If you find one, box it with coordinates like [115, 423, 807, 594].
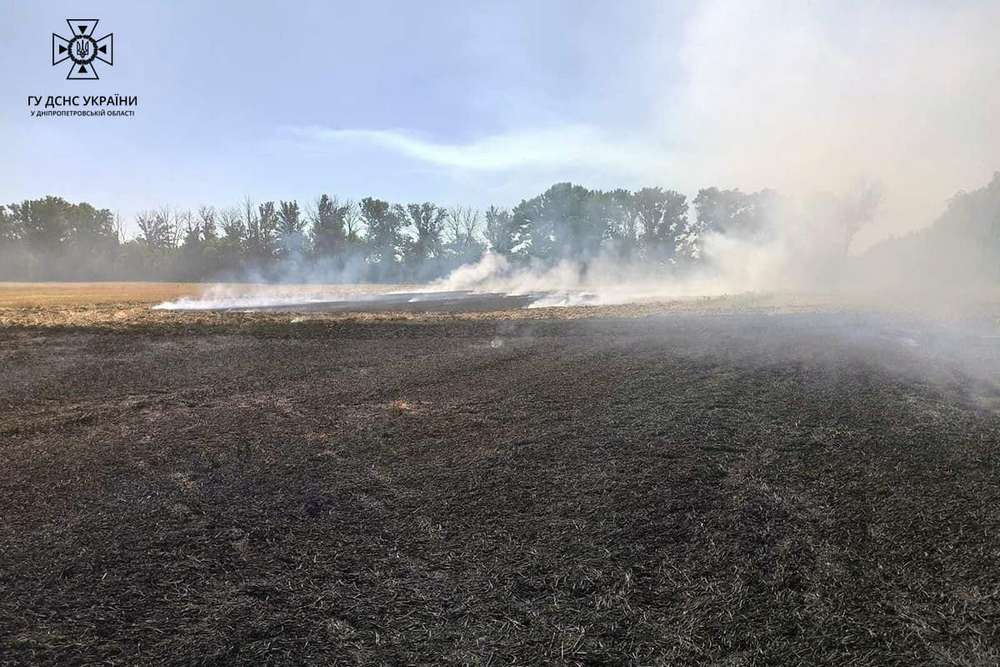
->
[311, 195, 349, 259]
[405, 202, 448, 264]
[3, 177, 991, 283]
[358, 197, 403, 271]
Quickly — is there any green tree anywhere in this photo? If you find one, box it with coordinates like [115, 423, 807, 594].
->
[634, 187, 688, 261]
[217, 206, 246, 273]
[484, 205, 520, 255]
[198, 206, 218, 241]
[245, 199, 279, 264]
[515, 183, 609, 261]
[177, 209, 208, 279]
[444, 206, 484, 264]
[277, 200, 307, 259]
[678, 188, 774, 261]
[135, 207, 176, 253]
[405, 202, 447, 265]
[0, 205, 26, 280]
[310, 194, 349, 259]
[603, 189, 638, 258]
[0, 205, 17, 243]
[359, 197, 403, 272]
[65, 202, 116, 248]
[10, 196, 70, 251]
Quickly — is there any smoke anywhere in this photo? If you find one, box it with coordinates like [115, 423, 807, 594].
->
[153, 283, 405, 311]
[433, 0, 1000, 303]
[425, 183, 879, 307]
[426, 252, 643, 307]
[157, 1, 1000, 312]
[153, 243, 388, 310]
[669, 0, 1000, 248]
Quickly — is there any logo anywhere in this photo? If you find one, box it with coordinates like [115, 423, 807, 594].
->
[52, 19, 113, 80]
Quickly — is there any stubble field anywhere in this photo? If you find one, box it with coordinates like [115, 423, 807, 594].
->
[1, 282, 999, 665]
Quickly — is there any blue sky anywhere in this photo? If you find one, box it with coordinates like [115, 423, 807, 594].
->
[1, 1, 689, 229]
[2, 1, 998, 244]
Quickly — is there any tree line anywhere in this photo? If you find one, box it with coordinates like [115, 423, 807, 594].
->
[0, 183, 780, 282]
[2, 177, 996, 283]
[862, 172, 1000, 285]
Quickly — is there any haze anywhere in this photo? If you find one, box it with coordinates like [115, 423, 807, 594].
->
[3, 0, 998, 251]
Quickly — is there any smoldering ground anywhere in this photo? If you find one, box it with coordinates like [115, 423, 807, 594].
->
[4, 292, 1000, 664]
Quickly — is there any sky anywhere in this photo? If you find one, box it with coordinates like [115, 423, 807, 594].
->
[2, 1, 998, 247]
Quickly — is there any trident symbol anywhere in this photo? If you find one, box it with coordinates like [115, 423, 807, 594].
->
[53, 19, 114, 79]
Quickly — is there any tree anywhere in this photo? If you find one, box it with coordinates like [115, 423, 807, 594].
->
[182, 206, 220, 279]
[136, 207, 175, 252]
[0, 197, 122, 279]
[277, 200, 307, 259]
[693, 188, 773, 238]
[444, 206, 483, 263]
[10, 197, 70, 251]
[217, 206, 246, 273]
[177, 209, 208, 279]
[807, 184, 880, 254]
[633, 187, 688, 261]
[344, 201, 363, 242]
[65, 202, 116, 248]
[484, 205, 525, 256]
[603, 189, 638, 258]
[173, 210, 193, 246]
[244, 199, 279, 264]
[0, 205, 17, 243]
[310, 194, 350, 259]
[515, 183, 609, 261]
[677, 188, 774, 261]
[198, 206, 218, 241]
[405, 202, 448, 265]
[359, 197, 403, 271]
[0, 205, 26, 280]
[219, 207, 245, 246]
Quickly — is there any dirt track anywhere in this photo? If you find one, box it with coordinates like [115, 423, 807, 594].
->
[2, 304, 1000, 664]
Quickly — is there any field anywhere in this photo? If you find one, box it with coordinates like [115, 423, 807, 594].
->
[2, 282, 999, 665]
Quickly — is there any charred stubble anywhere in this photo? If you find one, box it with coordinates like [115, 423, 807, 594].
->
[1, 314, 998, 665]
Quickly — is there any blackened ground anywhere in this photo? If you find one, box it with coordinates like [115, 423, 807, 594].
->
[217, 290, 541, 313]
[1, 312, 998, 665]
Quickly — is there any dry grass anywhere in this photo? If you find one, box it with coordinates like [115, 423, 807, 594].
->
[0, 281, 849, 331]
[0, 281, 204, 307]
[4, 282, 998, 330]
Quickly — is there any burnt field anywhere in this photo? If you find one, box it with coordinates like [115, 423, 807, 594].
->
[2, 291, 1000, 665]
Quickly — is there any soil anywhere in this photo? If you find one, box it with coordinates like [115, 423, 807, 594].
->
[1, 285, 999, 665]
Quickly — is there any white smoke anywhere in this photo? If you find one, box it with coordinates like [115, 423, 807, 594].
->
[426, 251, 736, 308]
[154, 283, 405, 311]
[156, 1, 1000, 312]
[669, 0, 1000, 249]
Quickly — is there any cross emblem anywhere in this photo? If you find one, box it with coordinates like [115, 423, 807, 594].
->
[52, 19, 113, 80]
